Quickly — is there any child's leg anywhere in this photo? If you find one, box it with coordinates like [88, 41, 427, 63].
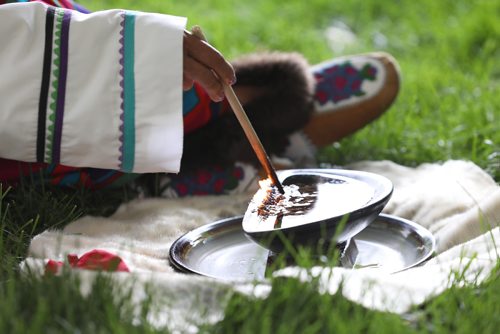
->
[285, 52, 401, 165]
[1, 50, 398, 195]
[163, 52, 400, 197]
[181, 52, 400, 170]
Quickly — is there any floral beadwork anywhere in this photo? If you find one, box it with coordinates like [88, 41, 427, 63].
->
[168, 165, 246, 197]
[314, 61, 377, 105]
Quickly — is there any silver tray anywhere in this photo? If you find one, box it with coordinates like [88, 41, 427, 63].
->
[169, 214, 435, 281]
[243, 168, 393, 253]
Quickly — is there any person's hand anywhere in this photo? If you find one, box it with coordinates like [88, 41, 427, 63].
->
[183, 30, 236, 102]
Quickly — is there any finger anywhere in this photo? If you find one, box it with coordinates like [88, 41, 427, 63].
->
[184, 31, 236, 86]
[184, 55, 225, 101]
[183, 74, 194, 91]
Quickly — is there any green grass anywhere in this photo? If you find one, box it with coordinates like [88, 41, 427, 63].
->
[0, 271, 157, 333]
[1, 0, 499, 332]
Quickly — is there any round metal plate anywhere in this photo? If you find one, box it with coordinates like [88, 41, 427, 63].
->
[243, 169, 393, 252]
[169, 214, 435, 281]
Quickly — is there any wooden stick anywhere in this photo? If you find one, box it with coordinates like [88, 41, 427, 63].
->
[191, 26, 284, 194]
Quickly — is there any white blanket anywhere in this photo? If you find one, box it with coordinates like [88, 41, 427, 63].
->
[25, 160, 500, 331]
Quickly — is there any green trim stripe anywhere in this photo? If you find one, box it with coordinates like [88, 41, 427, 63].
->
[121, 12, 136, 172]
[45, 8, 65, 163]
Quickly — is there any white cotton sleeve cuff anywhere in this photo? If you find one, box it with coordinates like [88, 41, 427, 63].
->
[0, 3, 187, 174]
[133, 12, 186, 173]
[60, 9, 187, 173]
[0, 3, 46, 163]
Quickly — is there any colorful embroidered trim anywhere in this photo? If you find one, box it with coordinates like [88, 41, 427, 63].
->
[118, 12, 136, 172]
[52, 9, 71, 164]
[37, 6, 55, 163]
[182, 83, 230, 134]
[314, 61, 377, 106]
[45, 8, 71, 163]
[165, 165, 246, 197]
[45, 8, 64, 162]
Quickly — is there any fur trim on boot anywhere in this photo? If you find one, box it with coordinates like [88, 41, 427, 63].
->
[182, 52, 315, 170]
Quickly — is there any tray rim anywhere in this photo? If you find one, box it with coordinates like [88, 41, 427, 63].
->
[169, 215, 251, 277]
[355, 213, 436, 273]
[169, 213, 436, 279]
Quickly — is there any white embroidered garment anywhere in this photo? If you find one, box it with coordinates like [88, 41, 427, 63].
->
[0, 2, 186, 173]
[24, 160, 500, 331]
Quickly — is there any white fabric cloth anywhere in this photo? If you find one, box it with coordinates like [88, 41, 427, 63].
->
[348, 160, 500, 252]
[0, 2, 186, 173]
[24, 160, 500, 331]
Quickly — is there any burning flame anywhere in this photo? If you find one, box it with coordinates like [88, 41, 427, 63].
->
[258, 177, 273, 191]
[252, 177, 317, 220]
[253, 177, 285, 218]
